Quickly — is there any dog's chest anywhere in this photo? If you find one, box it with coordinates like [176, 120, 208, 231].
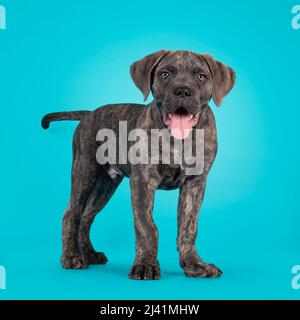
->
[157, 165, 189, 190]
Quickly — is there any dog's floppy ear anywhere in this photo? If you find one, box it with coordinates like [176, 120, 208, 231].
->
[130, 50, 168, 101]
[203, 54, 236, 107]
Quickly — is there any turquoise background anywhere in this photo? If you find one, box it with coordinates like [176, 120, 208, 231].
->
[0, 0, 299, 300]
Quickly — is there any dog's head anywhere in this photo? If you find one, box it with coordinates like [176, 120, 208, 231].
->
[130, 50, 236, 139]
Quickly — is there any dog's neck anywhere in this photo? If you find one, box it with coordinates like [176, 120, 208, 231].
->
[149, 101, 165, 129]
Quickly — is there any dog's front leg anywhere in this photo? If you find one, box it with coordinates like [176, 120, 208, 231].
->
[177, 177, 222, 278]
[128, 166, 161, 280]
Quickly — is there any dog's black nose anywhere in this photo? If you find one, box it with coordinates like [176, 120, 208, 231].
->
[174, 86, 192, 98]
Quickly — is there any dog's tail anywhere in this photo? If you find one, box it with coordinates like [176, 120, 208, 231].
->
[41, 111, 90, 129]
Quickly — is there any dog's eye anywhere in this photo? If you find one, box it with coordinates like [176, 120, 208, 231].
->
[197, 74, 206, 81]
[161, 71, 169, 79]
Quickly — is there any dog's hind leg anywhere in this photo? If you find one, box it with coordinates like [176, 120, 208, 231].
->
[61, 126, 100, 269]
[78, 167, 123, 266]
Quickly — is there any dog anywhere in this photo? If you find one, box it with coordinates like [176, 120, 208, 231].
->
[42, 50, 236, 280]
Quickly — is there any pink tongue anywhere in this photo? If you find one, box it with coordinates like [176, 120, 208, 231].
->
[169, 114, 193, 140]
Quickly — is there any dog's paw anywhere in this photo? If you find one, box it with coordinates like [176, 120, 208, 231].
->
[128, 264, 160, 280]
[61, 254, 88, 269]
[87, 251, 108, 265]
[183, 263, 222, 278]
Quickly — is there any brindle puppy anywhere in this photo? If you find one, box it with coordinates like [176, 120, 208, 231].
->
[42, 50, 236, 280]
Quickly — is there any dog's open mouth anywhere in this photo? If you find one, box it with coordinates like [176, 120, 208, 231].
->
[163, 107, 200, 140]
